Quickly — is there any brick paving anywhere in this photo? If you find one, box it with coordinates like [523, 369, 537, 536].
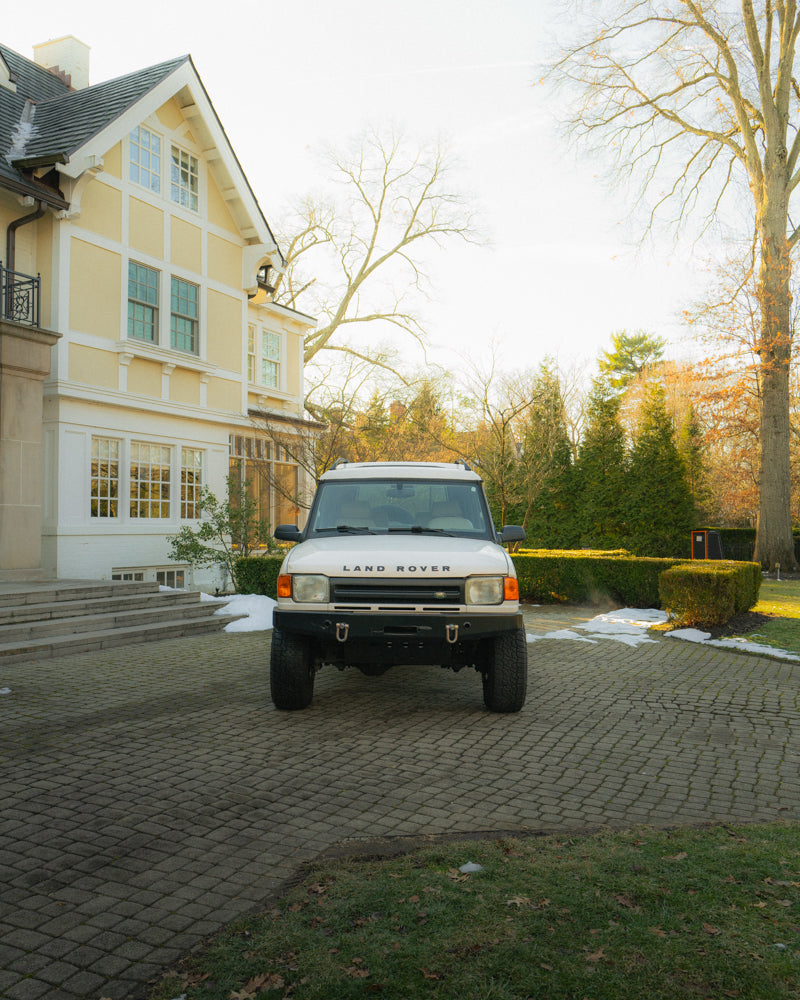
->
[1, 605, 799, 998]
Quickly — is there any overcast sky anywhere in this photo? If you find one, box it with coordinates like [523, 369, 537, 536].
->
[3, 0, 710, 379]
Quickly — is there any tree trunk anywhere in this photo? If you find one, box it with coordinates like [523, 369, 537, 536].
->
[753, 209, 798, 571]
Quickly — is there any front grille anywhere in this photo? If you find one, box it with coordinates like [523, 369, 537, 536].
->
[330, 577, 464, 605]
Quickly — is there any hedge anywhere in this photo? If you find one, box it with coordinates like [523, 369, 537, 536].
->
[511, 550, 677, 608]
[233, 549, 762, 627]
[234, 554, 283, 596]
[658, 561, 762, 627]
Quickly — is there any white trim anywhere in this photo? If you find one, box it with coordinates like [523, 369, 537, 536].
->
[112, 337, 216, 375]
[55, 61, 281, 264]
[47, 378, 243, 423]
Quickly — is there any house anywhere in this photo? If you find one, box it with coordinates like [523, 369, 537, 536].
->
[0, 36, 315, 589]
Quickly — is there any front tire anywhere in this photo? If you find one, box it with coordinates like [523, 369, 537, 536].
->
[482, 627, 527, 713]
[270, 629, 315, 710]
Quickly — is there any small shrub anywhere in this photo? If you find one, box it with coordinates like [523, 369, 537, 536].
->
[658, 561, 761, 627]
[234, 555, 284, 597]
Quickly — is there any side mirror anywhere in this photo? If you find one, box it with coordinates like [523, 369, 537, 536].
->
[274, 524, 303, 542]
[499, 525, 526, 544]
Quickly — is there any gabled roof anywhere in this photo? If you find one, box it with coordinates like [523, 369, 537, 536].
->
[17, 54, 189, 164]
[0, 42, 282, 264]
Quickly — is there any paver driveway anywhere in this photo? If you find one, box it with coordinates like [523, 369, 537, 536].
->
[1, 607, 800, 1000]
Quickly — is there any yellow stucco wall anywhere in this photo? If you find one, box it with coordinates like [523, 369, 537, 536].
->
[69, 343, 117, 387]
[129, 197, 164, 259]
[171, 217, 201, 272]
[0, 201, 17, 230]
[35, 215, 54, 329]
[207, 179, 238, 233]
[127, 358, 161, 398]
[102, 141, 122, 179]
[170, 368, 199, 405]
[207, 233, 241, 288]
[207, 289, 243, 370]
[207, 376, 240, 412]
[155, 99, 183, 132]
[69, 239, 121, 338]
[78, 181, 122, 242]
[286, 330, 301, 393]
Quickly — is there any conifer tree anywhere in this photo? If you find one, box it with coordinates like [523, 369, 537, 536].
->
[598, 330, 666, 391]
[573, 377, 628, 549]
[518, 362, 578, 547]
[677, 403, 708, 521]
[626, 382, 695, 556]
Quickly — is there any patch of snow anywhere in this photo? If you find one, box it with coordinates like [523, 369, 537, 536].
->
[668, 629, 800, 662]
[6, 103, 37, 165]
[527, 608, 667, 647]
[211, 593, 275, 632]
[0, 687, 11, 695]
[667, 628, 711, 643]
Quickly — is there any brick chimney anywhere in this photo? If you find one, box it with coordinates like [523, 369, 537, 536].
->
[33, 36, 90, 90]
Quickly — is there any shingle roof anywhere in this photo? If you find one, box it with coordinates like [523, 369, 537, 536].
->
[22, 55, 190, 160]
[0, 42, 188, 206]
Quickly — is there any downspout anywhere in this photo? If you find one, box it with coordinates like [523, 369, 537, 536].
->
[6, 200, 46, 273]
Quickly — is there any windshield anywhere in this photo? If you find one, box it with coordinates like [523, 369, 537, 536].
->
[307, 478, 494, 539]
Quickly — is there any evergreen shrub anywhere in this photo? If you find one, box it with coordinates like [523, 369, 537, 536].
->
[658, 561, 761, 627]
[234, 555, 283, 597]
[512, 550, 678, 607]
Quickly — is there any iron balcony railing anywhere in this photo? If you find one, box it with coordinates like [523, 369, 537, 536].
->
[0, 262, 41, 327]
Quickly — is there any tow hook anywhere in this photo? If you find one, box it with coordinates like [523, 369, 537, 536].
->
[335, 622, 349, 643]
[445, 624, 459, 644]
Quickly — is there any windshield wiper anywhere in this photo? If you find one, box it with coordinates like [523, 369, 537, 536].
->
[387, 525, 454, 536]
[314, 524, 375, 534]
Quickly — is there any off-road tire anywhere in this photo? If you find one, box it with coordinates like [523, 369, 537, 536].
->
[270, 628, 314, 710]
[482, 626, 527, 713]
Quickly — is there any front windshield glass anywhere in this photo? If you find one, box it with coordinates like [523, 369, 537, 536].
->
[308, 478, 493, 539]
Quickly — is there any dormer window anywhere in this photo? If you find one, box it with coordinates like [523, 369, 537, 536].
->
[170, 144, 199, 211]
[129, 125, 161, 193]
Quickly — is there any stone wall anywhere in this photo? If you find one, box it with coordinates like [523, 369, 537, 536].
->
[0, 319, 60, 578]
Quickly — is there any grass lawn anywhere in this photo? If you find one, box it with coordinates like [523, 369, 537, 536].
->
[151, 823, 800, 1000]
[741, 578, 800, 655]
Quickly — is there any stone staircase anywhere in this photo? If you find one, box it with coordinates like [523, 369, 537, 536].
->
[0, 580, 245, 665]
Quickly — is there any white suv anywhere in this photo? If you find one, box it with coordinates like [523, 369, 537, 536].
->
[271, 461, 527, 712]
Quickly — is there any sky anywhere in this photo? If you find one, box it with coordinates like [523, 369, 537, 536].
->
[3, 0, 711, 380]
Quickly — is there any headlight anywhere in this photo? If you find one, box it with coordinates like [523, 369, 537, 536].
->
[291, 574, 329, 603]
[465, 576, 504, 605]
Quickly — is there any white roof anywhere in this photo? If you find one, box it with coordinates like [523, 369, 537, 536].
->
[320, 461, 480, 482]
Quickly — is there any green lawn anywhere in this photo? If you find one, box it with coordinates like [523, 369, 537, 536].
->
[151, 823, 800, 1000]
[741, 578, 800, 654]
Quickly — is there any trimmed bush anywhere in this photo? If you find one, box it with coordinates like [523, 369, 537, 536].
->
[234, 554, 284, 597]
[658, 561, 761, 627]
[512, 550, 679, 607]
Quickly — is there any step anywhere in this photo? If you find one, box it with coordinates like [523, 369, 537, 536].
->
[0, 589, 199, 627]
[0, 599, 224, 643]
[0, 580, 160, 610]
[0, 613, 246, 665]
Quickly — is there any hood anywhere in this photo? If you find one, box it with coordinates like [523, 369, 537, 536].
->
[281, 534, 514, 577]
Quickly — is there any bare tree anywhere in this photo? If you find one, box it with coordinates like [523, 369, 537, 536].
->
[458, 355, 538, 529]
[552, 0, 800, 569]
[272, 128, 482, 374]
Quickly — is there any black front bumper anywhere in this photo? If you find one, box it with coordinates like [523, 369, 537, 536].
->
[272, 609, 523, 666]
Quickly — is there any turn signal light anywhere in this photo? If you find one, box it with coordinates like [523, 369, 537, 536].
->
[277, 574, 292, 598]
[503, 576, 519, 601]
